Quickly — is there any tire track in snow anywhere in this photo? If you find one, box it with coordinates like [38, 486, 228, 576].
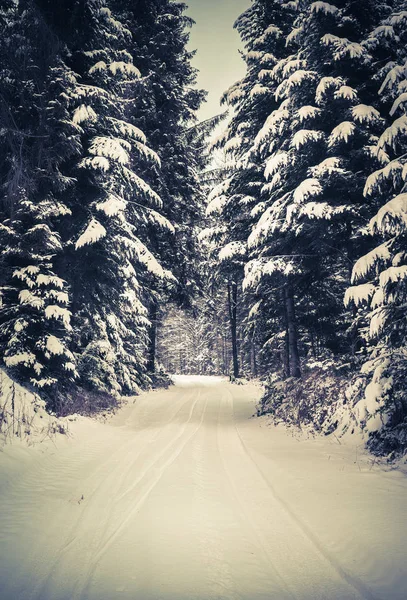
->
[227, 386, 383, 600]
[71, 389, 209, 600]
[217, 390, 297, 600]
[28, 389, 198, 600]
[190, 391, 239, 600]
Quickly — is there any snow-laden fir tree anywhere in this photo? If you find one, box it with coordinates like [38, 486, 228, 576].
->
[345, 6, 407, 453]
[109, 0, 206, 373]
[62, 0, 176, 395]
[205, 0, 297, 378]
[0, 2, 79, 400]
[244, 0, 390, 377]
[27, 0, 176, 396]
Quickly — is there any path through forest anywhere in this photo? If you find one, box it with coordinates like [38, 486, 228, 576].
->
[0, 377, 406, 600]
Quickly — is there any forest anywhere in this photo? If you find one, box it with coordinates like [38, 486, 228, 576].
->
[1, 0, 407, 457]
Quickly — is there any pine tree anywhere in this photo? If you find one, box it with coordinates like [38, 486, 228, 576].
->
[109, 0, 206, 373]
[0, 1, 79, 399]
[244, 0, 390, 377]
[345, 6, 407, 452]
[206, 0, 297, 378]
[63, 0, 177, 394]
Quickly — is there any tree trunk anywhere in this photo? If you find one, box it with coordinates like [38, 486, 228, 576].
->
[284, 284, 301, 378]
[252, 337, 258, 378]
[282, 289, 291, 379]
[146, 300, 158, 373]
[227, 280, 239, 379]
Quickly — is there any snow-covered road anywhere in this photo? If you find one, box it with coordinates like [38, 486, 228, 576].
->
[0, 376, 406, 600]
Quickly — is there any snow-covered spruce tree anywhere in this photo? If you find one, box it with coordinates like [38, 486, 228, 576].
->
[245, 0, 390, 378]
[205, 0, 297, 378]
[345, 7, 407, 454]
[0, 1, 79, 400]
[109, 0, 206, 374]
[36, 0, 175, 395]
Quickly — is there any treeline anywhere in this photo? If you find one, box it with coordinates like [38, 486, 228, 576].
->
[0, 0, 205, 411]
[205, 0, 407, 453]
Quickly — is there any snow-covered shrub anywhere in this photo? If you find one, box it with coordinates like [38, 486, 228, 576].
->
[0, 369, 70, 445]
[354, 354, 407, 457]
[259, 354, 407, 457]
[258, 362, 354, 434]
[148, 369, 173, 390]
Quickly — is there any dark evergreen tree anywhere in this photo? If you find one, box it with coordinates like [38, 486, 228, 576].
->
[0, 1, 80, 397]
[244, 0, 390, 377]
[1, 0, 184, 401]
[346, 6, 407, 452]
[56, 0, 176, 395]
[206, 0, 297, 378]
[109, 0, 206, 373]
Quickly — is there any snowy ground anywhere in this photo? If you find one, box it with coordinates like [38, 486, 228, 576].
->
[0, 376, 406, 600]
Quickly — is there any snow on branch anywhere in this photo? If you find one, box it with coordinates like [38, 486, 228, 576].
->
[291, 129, 325, 150]
[352, 104, 381, 124]
[147, 209, 175, 234]
[352, 243, 392, 282]
[132, 238, 175, 281]
[207, 178, 231, 204]
[254, 109, 289, 149]
[364, 160, 404, 197]
[344, 283, 376, 307]
[315, 76, 344, 103]
[378, 115, 407, 150]
[80, 156, 110, 172]
[89, 136, 131, 165]
[293, 178, 323, 203]
[18, 290, 44, 309]
[390, 92, 407, 117]
[389, 11, 407, 27]
[321, 34, 367, 61]
[89, 61, 140, 78]
[44, 305, 72, 329]
[96, 194, 127, 217]
[276, 70, 318, 100]
[369, 193, 407, 234]
[243, 256, 299, 290]
[379, 265, 407, 289]
[133, 141, 161, 167]
[122, 168, 162, 207]
[75, 218, 107, 250]
[206, 194, 228, 217]
[107, 118, 146, 143]
[264, 152, 290, 180]
[295, 105, 322, 123]
[310, 2, 339, 15]
[378, 63, 406, 95]
[334, 85, 357, 101]
[73, 104, 98, 125]
[218, 241, 246, 263]
[308, 157, 345, 177]
[4, 352, 36, 368]
[328, 121, 356, 146]
[45, 335, 66, 356]
[369, 308, 388, 338]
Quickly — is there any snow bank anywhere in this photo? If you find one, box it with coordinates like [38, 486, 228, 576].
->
[0, 369, 74, 446]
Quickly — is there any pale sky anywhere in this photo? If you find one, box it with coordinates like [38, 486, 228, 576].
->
[185, 0, 250, 122]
